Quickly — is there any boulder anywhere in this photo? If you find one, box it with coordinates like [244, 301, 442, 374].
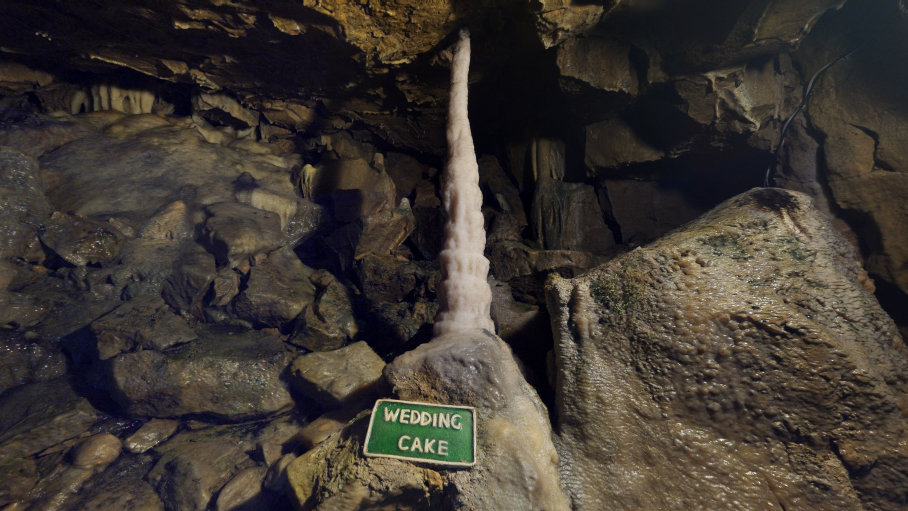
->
[124, 418, 180, 454]
[107, 327, 294, 420]
[147, 425, 256, 511]
[202, 202, 284, 268]
[556, 37, 638, 95]
[547, 188, 907, 510]
[40, 212, 126, 267]
[284, 412, 445, 510]
[58, 456, 164, 511]
[289, 270, 358, 351]
[585, 118, 663, 170]
[382, 331, 571, 510]
[214, 466, 268, 511]
[232, 247, 316, 329]
[289, 341, 386, 409]
[531, 180, 615, 253]
[161, 242, 217, 317]
[90, 294, 197, 360]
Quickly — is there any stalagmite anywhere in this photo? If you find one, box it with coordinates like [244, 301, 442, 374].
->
[434, 29, 495, 337]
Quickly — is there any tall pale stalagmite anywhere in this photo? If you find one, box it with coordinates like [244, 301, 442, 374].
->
[434, 29, 495, 336]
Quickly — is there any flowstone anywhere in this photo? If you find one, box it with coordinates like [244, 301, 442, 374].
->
[547, 187, 907, 510]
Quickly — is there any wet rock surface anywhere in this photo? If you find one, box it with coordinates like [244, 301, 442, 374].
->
[548, 188, 908, 510]
[108, 327, 294, 420]
[0, 1, 905, 509]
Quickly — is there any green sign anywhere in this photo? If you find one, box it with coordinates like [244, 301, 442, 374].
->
[363, 399, 476, 467]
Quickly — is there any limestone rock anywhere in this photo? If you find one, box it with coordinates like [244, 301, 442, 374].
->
[284, 412, 444, 510]
[289, 270, 357, 351]
[107, 328, 293, 420]
[69, 433, 121, 470]
[0, 379, 99, 505]
[193, 93, 259, 131]
[289, 341, 386, 409]
[214, 466, 267, 511]
[57, 456, 164, 511]
[547, 188, 907, 510]
[40, 212, 126, 267]
[148, 425, 255, 511]
[0, 332, 67, 394]
[297, 407, 360, 451]
[603, 179, 703, 244]
[531, 180, 614, 253]
[532, 0, 604, 48]
[90, 294, 197, 360]
[585, 118, 663, 170]
[124, 419, 180, 454]
[556, 37, 638, 95]
[381, 331, 571, 510]
[232, 247, 316, 329]
[804, 46, 908, 296]
[254, 415, 304, 466]
[0, 149, 51, 262]
[161, 242, 217, 317]
[202, 202, 284, 268]
[138, 200, 193, 240]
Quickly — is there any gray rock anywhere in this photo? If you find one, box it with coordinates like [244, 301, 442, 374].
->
[124, 419, 180, 454]
[289, 270, 357, 351]
[383, 331, 571, 511]
[148, 425, 256, 511]
[0, 149, 51, 262]
[90, 294, 197, 360]
[531, 180, 614, 253]
[547, 188, 907, 510]
[603, 179, 703, 244]
[161, 242, 216, 317]
[232, 247, 316, 329]
[203, 202, 284, 268]
[40, 212, 126, 266]
[289, 341, 385, 408]
[107, 327, 293, 420]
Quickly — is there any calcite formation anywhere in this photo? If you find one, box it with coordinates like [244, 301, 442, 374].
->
[433, 29, 494, 337]
[547, 188, 907, 510]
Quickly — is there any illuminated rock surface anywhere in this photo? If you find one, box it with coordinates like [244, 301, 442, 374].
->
[548, 188, 907, 510]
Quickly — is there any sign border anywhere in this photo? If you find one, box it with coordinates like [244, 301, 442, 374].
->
[363, 398, 477, 467]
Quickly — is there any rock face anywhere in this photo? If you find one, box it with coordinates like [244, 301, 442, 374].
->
[547, 188, 907, 510]
[108, 328, 294, 420]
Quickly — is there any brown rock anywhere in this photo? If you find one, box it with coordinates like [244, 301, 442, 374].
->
[90, 294, 197, 360]
[203, 202, 284, 268]
[585, 118, 663, 170]
[215, 467, 267, 511]
[69, 433, 121, 470]
[124, 419, 180, 454]
[40, 212, 126, 267]
[289, 341, 386, 409]
[547, 188, 907, 510]
[232, 247, 316, 329]
[108, 328, 293, 421]
[556, 37, 638, 95]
